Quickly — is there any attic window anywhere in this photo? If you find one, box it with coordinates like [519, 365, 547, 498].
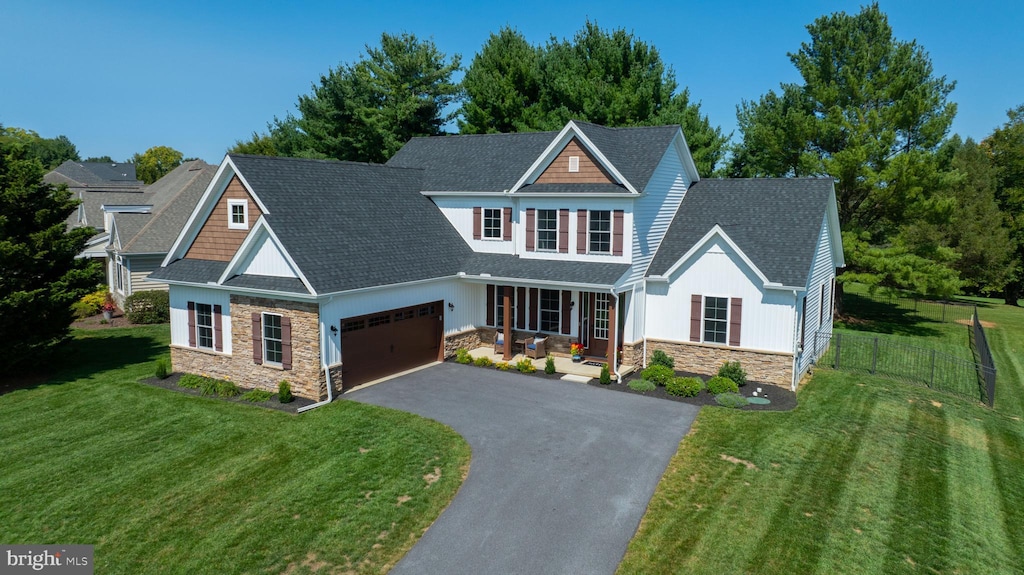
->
[568, 156, 580, 173]
[228, 199, 249, 230]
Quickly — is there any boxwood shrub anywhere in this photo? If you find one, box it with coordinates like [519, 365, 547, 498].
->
[717, 361, 747, 387]
[124, 291, 170, 324]
[640, 364, 674, 386]
[650, 349, 675, 369]
[707, 375, 739, 395]
[666, 376, 702, 397]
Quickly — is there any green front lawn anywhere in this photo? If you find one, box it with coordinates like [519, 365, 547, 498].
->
[0, 326, 470, 575]
[620, 298, 1024, 575]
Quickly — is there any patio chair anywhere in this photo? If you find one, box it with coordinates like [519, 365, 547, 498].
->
[525, 336, 546, 359]
[494, 331, 505, 354]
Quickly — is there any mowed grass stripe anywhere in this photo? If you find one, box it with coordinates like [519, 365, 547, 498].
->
[0, 327, 470, 575]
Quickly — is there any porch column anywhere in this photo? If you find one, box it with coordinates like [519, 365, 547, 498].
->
[503, 285, 512, 360]
[607, 292, 617, 376]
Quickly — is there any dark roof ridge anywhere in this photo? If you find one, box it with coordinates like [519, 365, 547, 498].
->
[404, 130, 561, 141]
[227, 153, 425, 171]
[571, 120, 680, 132]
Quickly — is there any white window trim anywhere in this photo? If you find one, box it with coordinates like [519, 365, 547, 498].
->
[588, 210, 612, 255]
[482, 207, 503, 241]
[493, 287, 518, 328]
[114, 255, 125, 294]
[536, 209, 559, 252]
[195, 303, 214, 350]
[262, 312, 283, 366]
[702, 295, 730, 345]
[228, 199, 249, 230]
[593, 293, 610, 340]
[539, 289, 561, 333]
[568, 155, 580, 173]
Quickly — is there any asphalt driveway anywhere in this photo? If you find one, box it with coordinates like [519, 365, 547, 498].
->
[346, 362, 699, 575]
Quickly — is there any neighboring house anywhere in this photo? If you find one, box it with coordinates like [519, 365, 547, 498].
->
[106, 160, 217, 305]
[46, 160, 146, 258]
[150, 121, 843, 403]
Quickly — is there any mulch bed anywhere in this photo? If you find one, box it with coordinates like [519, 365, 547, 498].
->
[139, 372, 315, 414]
[587, 371, 797, 411]
[72, 311, 150, 330]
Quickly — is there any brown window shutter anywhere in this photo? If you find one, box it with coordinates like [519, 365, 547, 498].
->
[525, 208, 536, 251]
[690, 295, 701, 342]
[473, 207, 482, 240]
[729, 298, 742, 347]
[558, 209, 569, 253]
[577, 210, 587, 254]
[516, 287, 526, 329]
[213, 304, 223, 352]
[503, 207, 512, 241]
[187, 301, 196, 347]
[486, 284, 495, 326]
[561, 290, 572, 334]
[252, 312, 263, 364]
[529, 288, 539, 331]
[281, 316, 292, 370]
[613, 210, 624, 256]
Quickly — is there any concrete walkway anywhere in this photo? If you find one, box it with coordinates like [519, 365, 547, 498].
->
[346, 362, 699, 575]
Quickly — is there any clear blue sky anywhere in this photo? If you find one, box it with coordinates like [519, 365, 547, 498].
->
[3, 0, 1022, 165]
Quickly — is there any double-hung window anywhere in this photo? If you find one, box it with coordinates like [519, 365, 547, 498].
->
[483, 208, 502, 239]
[196, 303, 214, 349]
[494, 287, 517, 327]
[589, 210, 611, 254]
[539, 289, 560, 332]
[537, 209, 557, 251]
[263, 313, 283, 365]
[703, 297, 728, 344]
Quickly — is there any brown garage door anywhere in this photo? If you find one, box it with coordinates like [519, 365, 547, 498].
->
[340, 301, 443, 389]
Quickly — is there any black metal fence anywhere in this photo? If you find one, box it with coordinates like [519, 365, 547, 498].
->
[813, 323, 996, 406]
[846, 290, 976, 325]
[969, 309, 998, 407]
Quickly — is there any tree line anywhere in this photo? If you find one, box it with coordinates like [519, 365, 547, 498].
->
[229, 6, 1024, 304]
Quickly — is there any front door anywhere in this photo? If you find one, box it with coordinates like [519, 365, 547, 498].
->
[585, 292, 610, 357]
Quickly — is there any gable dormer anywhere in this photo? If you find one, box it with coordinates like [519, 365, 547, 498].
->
[184, 175, 263, 261]
[534, 138, 616, 185]
[510, 121, 639, 194]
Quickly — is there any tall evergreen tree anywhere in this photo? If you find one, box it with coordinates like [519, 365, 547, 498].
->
[728, 3, 960, 298]
[987, 104, 1024, 305]
[0, 140, 100, 372]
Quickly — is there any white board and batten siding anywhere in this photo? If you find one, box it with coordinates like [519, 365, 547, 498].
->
[320, 279, 482, 367]
[237, 232, 299, 278]
[646, 238, 796, 354]
[795, 214, 838, 377]
[625, 145, 692, 285]
[168, 285, 232, 354]
[434, 197, 515, 255]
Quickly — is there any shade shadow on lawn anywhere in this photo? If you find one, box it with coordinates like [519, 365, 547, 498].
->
[884, 402, 951, 572]
[986, 417, 1024, 573]
[745, 387, 878, 573]
[839, 293, 946, 338]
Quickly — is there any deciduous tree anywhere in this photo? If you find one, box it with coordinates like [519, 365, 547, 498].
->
[987, 104, 1024, 305]
[132, 145, 183, 184]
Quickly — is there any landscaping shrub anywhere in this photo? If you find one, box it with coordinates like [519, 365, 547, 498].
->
[154, 359, 169, 379]
[278, 380, 293, 403]
[474, 356, 495, 367]
[545, 355, 556, 374]
[177, 373, 238, 397]
[718, 361, 747, 387]
[73, 287, 107, 319]
[707, 375, 739, 395]
[240, 389, 273, 402]
[640, 364, 675, 386]
[715, 392, 749, 408]
[178, 373, 204, 389]
[666, 376, 702, 397]
[628, 379, 656, 392]
[651, 349, 675, 369]
[515, 358, 536, 374]
[455, 348, 472, 364]
[600, 364, 611, 384]
[496, 361, 512, 371]
[124, 291, 170, 324]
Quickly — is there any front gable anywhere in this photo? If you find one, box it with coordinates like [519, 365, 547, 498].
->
[534, 138, 616, 185]
[184, 175, 263, 261]
[510, 121, 638, 194]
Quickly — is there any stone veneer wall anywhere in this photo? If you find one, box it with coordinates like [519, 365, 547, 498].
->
[444, 327, 491, 358]
[621, 341, 643, 368]
[645, 339, 794, 389]
[171, 295, 325, 401]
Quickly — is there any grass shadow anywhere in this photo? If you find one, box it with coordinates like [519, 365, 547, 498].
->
[838, 293, 945, 338]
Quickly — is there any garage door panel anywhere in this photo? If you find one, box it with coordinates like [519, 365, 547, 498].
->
[341, 301, 442, 389]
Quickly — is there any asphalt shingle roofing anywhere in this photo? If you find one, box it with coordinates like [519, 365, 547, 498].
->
[226, 155, 473, 294]
[460, 253, 630, 286]
[647, 178, 835, 288]
[117, 161, 216, 254]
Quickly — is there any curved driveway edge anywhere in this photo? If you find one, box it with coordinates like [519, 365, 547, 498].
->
[346, 362, 699, 575]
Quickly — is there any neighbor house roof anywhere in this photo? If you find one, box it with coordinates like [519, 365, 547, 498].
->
[114, 160, 217, 254]
[46, 160, 143, 188]
[647, 178, 836, 288]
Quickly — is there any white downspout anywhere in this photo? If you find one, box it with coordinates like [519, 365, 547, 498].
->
[790, 289, 800, 391]
[298, 299, 336, 413]
[610, 287, 622, 382]
[641, 280, 648, 369]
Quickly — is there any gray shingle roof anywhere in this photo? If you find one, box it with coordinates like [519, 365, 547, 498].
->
[119, 161, 216, 254]
[46, 160, 143, 187]
[461, 253, 630, 286]
[149, 258, 227, 284]
[223, 275, 309, 294]
[226, 155, 473, 294]
[647, 178, 835, 288]
[573, 122, 679, 191]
